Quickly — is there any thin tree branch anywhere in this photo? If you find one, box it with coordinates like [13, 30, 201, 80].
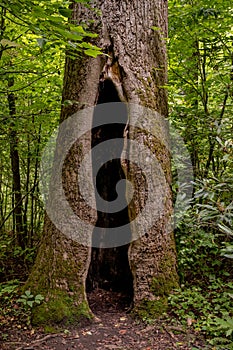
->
[0, 181, 39, 230]
[0, 70, 58, 93]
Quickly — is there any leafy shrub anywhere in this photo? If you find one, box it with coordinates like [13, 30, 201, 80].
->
[168, 281, 233, 348]
[172, 175, 233, 348]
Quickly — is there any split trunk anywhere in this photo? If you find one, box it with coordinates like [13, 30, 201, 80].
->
[25, 0, 179, 325]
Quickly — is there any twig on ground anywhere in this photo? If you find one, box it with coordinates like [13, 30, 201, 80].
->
[15, 333, 64, 350]
[162, 325, 178, 348]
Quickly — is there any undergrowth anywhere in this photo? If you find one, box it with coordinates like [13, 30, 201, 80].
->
[169, 177, 233, 349]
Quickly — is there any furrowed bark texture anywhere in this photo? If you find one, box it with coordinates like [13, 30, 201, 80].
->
[26, 0, 179, 324]
[25, 47, 102, 325]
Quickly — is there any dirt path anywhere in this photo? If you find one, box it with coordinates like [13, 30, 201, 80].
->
[0, 289, 206, 350]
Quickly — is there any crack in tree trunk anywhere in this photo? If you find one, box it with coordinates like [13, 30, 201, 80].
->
[87, 71, 133, 302]
[25, 0, 179, 325]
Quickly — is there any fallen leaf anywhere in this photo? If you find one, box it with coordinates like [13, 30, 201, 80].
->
[187, 317, 195, 326]
[120, 317, 126, 321]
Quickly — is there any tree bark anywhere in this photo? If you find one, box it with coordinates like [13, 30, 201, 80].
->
[7, 77, 26, 249]
[25, 0, 179, 325]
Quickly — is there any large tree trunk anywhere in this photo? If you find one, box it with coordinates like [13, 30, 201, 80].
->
[25, 0, 179, 325]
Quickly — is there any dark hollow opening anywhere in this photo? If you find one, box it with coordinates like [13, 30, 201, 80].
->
[86, 79, 133, 312]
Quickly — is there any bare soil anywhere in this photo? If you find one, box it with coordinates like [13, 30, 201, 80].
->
[0, 289, 207, 350]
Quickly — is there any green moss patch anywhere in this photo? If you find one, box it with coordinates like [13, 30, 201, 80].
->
[134, 297, 168, 320]
[32, 291, 92, 326]
[150, 275, 178, 297]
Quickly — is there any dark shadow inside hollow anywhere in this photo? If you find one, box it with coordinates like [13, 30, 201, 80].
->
[86, 79, 133, 310]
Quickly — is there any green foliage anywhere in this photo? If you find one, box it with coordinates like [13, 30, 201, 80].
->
[0, 0, 101, 274]
[215, 316, 233, 338]
[0, 230, 37, 281]
[221, 244, 233, 259]
[169, 0, 233, 179]
[0, 281, 44, 329]
[17, 290, 44, 309]
[171, 187, 233, 348]
[0, 0, 101, 57]
[0, 279, 19, 299]
[15, 290, 44, 326]
[169, 1, 233, 348]
[0, 280, 24, 325]
[168, 281, 233, 348]
[172, 177, 233, 346]
[174, 178, 233, 284]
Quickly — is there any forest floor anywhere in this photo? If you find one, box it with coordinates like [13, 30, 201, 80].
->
[0, 289, 208, 350]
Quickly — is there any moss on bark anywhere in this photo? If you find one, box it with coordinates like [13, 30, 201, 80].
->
[32, 291, 92, 326]
[25, 0, 178, 325]
[24, 217, 92, 326]
[133, 297, 168, 319]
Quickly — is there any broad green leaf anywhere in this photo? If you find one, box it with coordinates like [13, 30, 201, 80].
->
[218, 223, 233, 236]
[24, 290, 32, 297]
[85, 49, 101, 57]
[27, 300, 34, 308]
[58, 7, 72, 18]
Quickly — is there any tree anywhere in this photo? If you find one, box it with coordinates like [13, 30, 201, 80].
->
[168, 0, 233, 264]
[168, 0, 233, 180]
[25, 0, 179, 325]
